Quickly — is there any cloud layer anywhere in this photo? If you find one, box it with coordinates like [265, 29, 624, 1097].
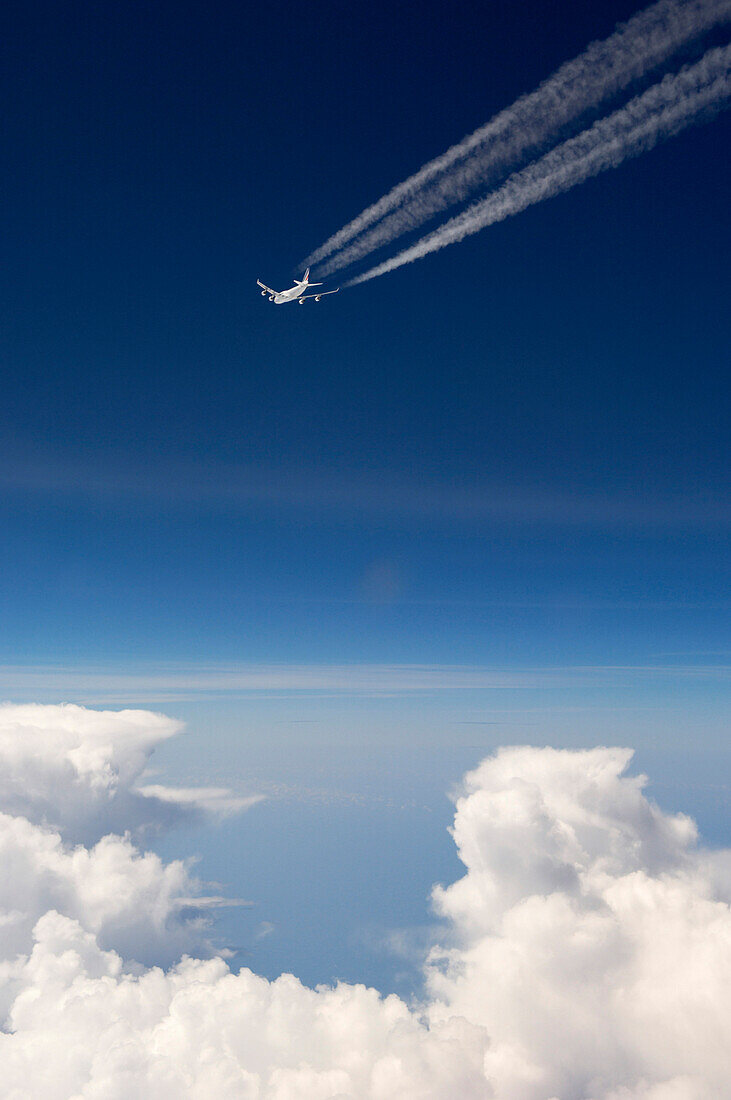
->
[0, 704, 729, 1098]
[2, 660, 728, 706]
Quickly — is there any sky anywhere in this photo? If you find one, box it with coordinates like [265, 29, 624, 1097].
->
[0, 1, 730, 1095]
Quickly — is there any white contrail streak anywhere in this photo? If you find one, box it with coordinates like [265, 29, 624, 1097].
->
[345, 44, 730, 287]
[304, 0, 730, 277]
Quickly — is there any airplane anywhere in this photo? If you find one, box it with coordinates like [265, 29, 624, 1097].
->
[256, 268, 339, 305]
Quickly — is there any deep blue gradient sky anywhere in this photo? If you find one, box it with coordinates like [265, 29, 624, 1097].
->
[1, 0, 729, 992]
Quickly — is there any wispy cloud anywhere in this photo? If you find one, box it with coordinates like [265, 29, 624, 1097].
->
[0, 661, 728, 703]
[2, 451, 728, 528]
[135, 784, 263, 815]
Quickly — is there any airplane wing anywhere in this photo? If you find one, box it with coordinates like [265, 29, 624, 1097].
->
[257, 279, 277, 296]
[298, 288, 340, 301]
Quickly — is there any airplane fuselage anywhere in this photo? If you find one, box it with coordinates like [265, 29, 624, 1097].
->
[272, 283, 306, 304]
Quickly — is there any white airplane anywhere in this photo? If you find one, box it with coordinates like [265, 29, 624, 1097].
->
[257, 268, 339, 305]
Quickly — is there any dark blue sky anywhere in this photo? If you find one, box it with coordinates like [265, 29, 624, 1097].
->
[1, 0, 728, 665]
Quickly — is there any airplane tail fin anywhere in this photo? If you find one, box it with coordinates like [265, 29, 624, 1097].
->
[295, 267, 323, 286]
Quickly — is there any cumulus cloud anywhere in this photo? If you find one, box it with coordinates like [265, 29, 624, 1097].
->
[0, 704, 256, 988]
[0, 705, 729, 1098]
[0, 914, 488, 1100]
[0, 811, 233, 978]
[425, 747, 731, 1098]
[0, 703, 256, 842]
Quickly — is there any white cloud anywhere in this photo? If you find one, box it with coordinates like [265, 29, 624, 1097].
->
[0, 706, 729, 1098]
[0, 703, 256, 841]
[425, 747, 731, 1099]
[136, 784, 262, 816]
[0, 813, 219, 978]
[0, 704, 254, 986]
[0, 913, 489, 1100]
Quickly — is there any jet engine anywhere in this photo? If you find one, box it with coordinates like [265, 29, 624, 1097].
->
[315, 296, 321, 302]
[299, 298, 306, 305]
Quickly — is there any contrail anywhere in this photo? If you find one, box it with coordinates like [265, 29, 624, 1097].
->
[304, 0, 730, 277]
[344, 44, 730, 286]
